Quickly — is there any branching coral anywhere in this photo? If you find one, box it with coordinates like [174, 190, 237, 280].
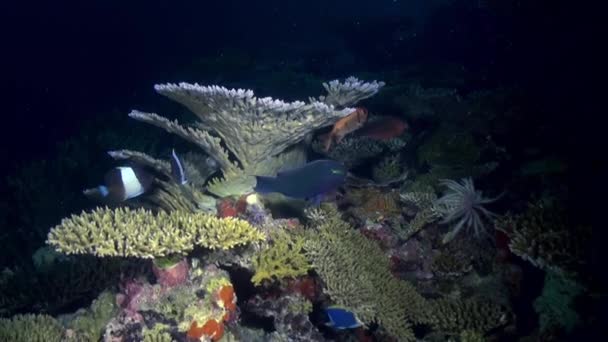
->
[128, 78, 382, 197]
[497, 201, 589, 274]
[303, 205, 429, 341]
[434, 178, 498, 244]
[251, 229, 310, 286]
[47, 207, 265, 258]
[0, 314, 64, 342]
[428, 298, 507, 334]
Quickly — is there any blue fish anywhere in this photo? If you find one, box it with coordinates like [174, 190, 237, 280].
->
[254, 159, 346, 200]
[324, 307, 363, 330]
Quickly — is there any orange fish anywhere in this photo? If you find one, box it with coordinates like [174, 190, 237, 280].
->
[357, 116, 408, 140]
[323, 107, 368, 151]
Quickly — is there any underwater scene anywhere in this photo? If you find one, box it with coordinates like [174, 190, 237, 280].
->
[1, 1, 596, 341]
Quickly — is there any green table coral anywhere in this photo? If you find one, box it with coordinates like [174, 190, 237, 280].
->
[47, 207, 266, 259]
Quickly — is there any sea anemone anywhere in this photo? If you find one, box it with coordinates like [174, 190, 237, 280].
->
[434, 178, 498, 243]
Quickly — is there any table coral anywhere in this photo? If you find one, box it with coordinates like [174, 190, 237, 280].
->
[128, 78, 383, 196]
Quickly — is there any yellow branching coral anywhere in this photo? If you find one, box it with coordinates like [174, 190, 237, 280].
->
[251, 229, 310, 286]
[47, 207, 266, 258]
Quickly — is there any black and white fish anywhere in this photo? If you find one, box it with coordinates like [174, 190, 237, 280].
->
[83, 165, 154, 203]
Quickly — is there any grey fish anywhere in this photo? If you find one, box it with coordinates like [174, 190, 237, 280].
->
[254, 159, 346, 200]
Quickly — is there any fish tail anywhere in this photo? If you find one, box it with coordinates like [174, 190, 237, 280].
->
[254, 176, 277, 194]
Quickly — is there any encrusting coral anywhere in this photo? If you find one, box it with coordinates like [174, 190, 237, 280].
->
[47, 207, 265, 258]
[251, 229, 310, 286]
[128, 77, 383, 196]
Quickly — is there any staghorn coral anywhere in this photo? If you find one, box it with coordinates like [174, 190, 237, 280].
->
[128, 78, 382, 196]
[434, 178, 498, 244]
[399, 189, 441, 239]
[303, 205, 429, 341]
[251, 229, 310, 286]
[47, 207, 265, 258]
[372, 155, 404, 184]
[428, 298, 507, 334]
[459, 329, 485, 342]
[496, 201, 589, 274]
[0, 314, 64, 342]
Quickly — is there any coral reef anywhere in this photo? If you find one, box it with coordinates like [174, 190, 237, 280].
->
[372, 155, 404, 184]
[247, 293, 323, 341]
[63, 291, 117, 341]
[251, 229, 310, 286]
[0, 314, 64, 342]
[428, 298, 507, 334]
[129, 77, 382, 196]
[303, 205, 429, 340]
[47, 207, 265, 258]
[496, 201, 589, 274]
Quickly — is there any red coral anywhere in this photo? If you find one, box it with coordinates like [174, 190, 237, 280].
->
[286, 276, 320, 301]
[217, 199, 238, 218]
[152, 258, 189, 288]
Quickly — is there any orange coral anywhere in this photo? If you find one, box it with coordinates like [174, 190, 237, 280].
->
[218, 285, 236, 312]
[187, 319, 224, 341]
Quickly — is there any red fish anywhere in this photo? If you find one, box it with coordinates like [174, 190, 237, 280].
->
[323, 107, 368, 151]
[357, 116, 408, 140]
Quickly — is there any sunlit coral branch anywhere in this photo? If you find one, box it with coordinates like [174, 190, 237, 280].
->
[318, 76, 385, 108]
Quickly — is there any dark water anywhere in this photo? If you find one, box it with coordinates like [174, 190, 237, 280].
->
[0, 1, 599, 341]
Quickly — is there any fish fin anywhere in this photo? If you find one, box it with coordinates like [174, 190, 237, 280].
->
[254, 175, 277, 194]
[170, 149, 188, 185]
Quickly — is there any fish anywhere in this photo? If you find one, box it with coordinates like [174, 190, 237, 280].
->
[83, 165, 154, 203]
[254, 159, 347, 200]
[357, 116, 408, 140]
[324, 306, 363, 330]
[323, 107, 368, 151]
[170, 149, 188, 185]
[84, 150, 188, 203]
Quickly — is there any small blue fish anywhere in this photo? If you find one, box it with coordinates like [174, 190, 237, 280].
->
[84, 166, 154, 203]
[170, 149, 188, 185]
[324, 307, 363, 330]
[254, 159, 346, 200]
